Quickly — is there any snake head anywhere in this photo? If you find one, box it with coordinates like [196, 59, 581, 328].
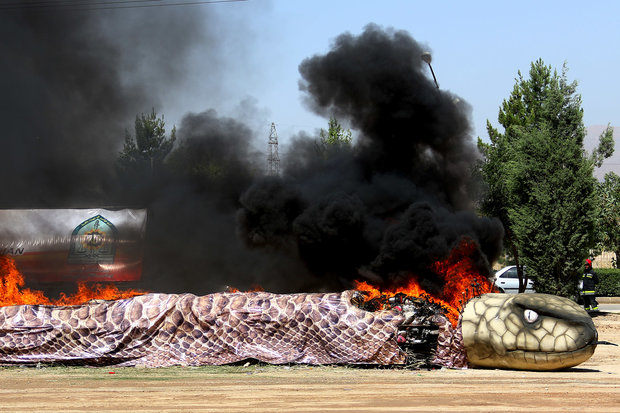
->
[461, 293, 597, 371]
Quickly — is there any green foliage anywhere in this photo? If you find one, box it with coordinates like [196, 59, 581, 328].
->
[118, 109, 176, 175]
[591, 124, 615, 168]
[596, 172, 620, 267]
[317, 117, 352, 156]
[478, 59, 598, 297]
[596, 268, 620, 296]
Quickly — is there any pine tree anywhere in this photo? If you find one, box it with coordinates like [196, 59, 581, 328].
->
[478, 60, 598, 296]
[115, 109, 176, 204]
[118, 109, 176, 176]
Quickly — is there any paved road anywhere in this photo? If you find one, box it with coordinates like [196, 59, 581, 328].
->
[599, 303, 620, 313]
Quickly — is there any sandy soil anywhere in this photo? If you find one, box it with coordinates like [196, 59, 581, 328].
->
[0, 313, 619, 413]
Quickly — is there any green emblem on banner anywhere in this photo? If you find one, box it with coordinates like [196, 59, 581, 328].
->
[68, 215, 118, 264]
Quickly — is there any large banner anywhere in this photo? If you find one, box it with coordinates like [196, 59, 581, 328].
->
[0, 209, 147, 282]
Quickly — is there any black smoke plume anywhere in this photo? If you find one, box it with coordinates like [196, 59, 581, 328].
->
[0, 8, 502, 296]
[0, 6, 205, 207]
[0, 5, 301, 295]
[238, 25, 503, 292]
[139, 110, 315, 294]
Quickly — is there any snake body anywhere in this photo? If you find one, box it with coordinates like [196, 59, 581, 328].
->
[0, 291, 597, 370]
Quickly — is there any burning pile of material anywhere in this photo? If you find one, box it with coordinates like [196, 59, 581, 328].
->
[0, 13, 597, 371]
[353, 238, 495, 327]
[0, 254, 597, 371]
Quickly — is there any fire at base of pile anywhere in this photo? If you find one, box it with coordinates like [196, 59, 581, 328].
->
[0, 289, 597, 371]
[352, 291, 464, 369]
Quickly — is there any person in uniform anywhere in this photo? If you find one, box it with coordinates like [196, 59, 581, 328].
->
[581, 259, 599, 312]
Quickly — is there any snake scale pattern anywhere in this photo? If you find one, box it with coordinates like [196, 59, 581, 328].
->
[0, 290, 597, 370]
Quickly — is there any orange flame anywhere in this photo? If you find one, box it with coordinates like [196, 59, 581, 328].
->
[226, 284, 264, 293]
[1, 255, 145, 307]
[354, 238, 495, 326]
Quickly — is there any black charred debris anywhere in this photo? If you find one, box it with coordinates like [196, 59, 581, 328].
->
[351, 291, 447, 369]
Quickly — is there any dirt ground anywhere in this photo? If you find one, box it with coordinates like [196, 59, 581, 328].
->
[0, 313, 619, 413]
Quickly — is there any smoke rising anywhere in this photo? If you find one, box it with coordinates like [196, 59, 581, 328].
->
[0, 9, 502, 295]
[0, 6, 206, 207]
[238, 25, 504, 292]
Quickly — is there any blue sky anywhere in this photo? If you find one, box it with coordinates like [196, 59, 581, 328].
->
[164, 0, 620, 154]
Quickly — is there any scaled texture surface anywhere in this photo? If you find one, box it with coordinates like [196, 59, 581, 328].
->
[0, 290, 405, 367]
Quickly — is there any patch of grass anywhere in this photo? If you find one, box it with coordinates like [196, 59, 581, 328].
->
[0, 362, 338, 381]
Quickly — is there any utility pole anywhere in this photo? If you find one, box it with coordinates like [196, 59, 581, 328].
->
[267, 122, 280, 176]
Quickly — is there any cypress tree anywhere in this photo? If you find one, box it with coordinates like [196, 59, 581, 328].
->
[479, 59, 597, 297]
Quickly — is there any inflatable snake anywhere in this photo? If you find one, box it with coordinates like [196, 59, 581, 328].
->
[0, 290, 597, 370]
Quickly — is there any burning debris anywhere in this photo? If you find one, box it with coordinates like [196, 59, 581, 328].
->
[353, 291, 453, 369]
[352, 238, 496, 327]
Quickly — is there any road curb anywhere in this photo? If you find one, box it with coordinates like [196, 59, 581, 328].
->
[597, 297, 620, 304]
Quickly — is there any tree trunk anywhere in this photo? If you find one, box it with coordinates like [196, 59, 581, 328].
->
[510, 242, 527, 293]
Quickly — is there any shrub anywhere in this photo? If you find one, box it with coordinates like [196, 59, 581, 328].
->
[596, 268, 620, 296]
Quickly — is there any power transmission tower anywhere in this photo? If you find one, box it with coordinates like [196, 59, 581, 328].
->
[267, 122, 280, 176]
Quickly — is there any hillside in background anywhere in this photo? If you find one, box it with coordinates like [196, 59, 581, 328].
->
[586, 125, 619, 179]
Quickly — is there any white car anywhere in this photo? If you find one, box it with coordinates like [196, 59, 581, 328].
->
[493, 265, 535, 293]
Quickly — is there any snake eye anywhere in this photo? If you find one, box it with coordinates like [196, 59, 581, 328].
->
[524, 309, 538, 323]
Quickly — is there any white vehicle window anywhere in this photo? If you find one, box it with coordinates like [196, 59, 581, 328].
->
[501, 268, 519, 278]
